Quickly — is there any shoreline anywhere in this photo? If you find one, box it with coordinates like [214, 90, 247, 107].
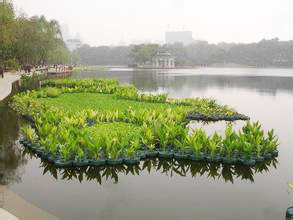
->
[0, 73, 21, 102]
[80, 65, 293, 70]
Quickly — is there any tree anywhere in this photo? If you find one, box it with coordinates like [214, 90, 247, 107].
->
[129, 44, 159, 64]
[0, 2, 16, 68]
[75, 45, 131, 65]
[0, 1, 70, 68]
[47, 42, 70, 64]
[70, 51, 80, 65]
[14, 15, 67, 65]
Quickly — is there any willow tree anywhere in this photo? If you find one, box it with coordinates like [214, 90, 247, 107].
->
[0, 2, 17, 68]
[47, 41, 70, 64]
[14, 15, 66, 65]
[1, 1, 70, 68]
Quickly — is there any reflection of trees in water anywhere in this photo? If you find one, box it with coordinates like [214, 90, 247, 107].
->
[158, 75, 293, 97]
[36, 156, 278, 184]
[0, 104, 27, 185]
[72, 70, 293, 96]
[131, 71, 159, 91]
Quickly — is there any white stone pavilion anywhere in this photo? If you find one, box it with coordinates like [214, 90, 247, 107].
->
[152, 49, 175, 68]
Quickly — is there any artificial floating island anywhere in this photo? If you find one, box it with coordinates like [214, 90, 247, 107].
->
[11, 79, 279, 168]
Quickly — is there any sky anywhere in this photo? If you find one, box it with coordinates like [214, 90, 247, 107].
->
[12, 0, 293, 46]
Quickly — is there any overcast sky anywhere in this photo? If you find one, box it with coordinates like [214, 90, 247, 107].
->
[13, 0, 293, 46]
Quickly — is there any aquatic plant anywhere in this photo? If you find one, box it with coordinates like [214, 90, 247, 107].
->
[221, 125, 239, 159]
[188, 128, 207, 156]
[21, 125, 38, 143]
[265, 129, 279, 152]
[208, 133, 222, 159]
[12, 79, 279, 166]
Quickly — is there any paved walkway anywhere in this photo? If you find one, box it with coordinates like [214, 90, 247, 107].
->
[0, 72, 21, 101]
[0, 208, 18, 220]
[0, 185, 59, 220]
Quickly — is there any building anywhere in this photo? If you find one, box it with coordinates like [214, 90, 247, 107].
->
[165, 31, 193, 45]
[61, 24, 84, 50]
[152, 49, 175, 68]
[65, 39, 82, 51]
[61, 24, 70, 41]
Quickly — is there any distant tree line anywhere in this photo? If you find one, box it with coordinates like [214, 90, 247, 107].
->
[76, 38, 293, 67]
[76, 45, 132, 65]
[0, 2, 70, 69]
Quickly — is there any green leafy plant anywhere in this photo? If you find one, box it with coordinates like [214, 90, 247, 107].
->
[208, 132, 222, 159]
[21, 125, 38, 143]
[46, 88, 62, 97]
[12, 79, 279, 166]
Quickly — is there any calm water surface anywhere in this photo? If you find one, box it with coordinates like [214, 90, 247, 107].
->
[2, 67, 293, 220]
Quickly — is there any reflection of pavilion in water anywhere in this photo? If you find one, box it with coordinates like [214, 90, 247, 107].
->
[72, 68, 293, 96]
[130, 69, 176, 92]
[128, 71, 293, 97]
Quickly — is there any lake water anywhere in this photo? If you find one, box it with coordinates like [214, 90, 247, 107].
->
[2, 67, 293, 220]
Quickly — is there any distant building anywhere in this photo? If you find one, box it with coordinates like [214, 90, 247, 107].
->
[61, 24, 84, 49]
[61, 24, 70, 41]
[165, 31, 193, 45]
[65, 39, 82, 51]
[152, 49, 175, 68]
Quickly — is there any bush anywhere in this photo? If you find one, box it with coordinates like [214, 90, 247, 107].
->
[46, 88, 62, 97]
[20, 73, 45, 91]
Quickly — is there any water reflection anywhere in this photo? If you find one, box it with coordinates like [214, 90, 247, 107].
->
[0, 103, 27, 185]
[72, 68, 293, 96]
[34, 156, 278, 184]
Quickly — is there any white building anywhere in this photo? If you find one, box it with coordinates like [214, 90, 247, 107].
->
[61, 24, 70, 41]
[61, 24, 84, 51]
[65, 39, 82, 51]
[152, 49, 175, 68]
[165, 31, 193, 45]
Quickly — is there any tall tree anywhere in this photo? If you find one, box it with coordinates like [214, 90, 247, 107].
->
[0, 2, 17, 68]
[129, 44, 159, 64]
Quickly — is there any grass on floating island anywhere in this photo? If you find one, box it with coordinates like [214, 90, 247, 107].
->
[11, 79, 279, 167]
[39, 93, 183, 113]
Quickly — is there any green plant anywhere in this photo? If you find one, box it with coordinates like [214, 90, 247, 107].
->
[208, 133, 222, 159]
[222, 125, 238, 159]
[46, 88, 62, 97]
[188, 128, 208, 155]
[265, 129, 279, 152]
[20, 73, 45, 91]
[21, 125, 38, 143]
[12, 79, 279, 166]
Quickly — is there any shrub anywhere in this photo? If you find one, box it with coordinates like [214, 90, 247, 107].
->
[46, 88, 62, 97]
